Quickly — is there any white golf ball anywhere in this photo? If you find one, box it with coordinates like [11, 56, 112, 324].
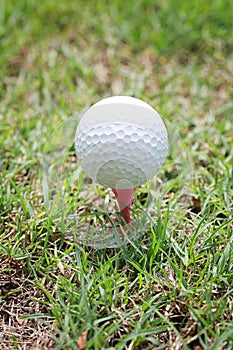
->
[75, 96, 168, 189]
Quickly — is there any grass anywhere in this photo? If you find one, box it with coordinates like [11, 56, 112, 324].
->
[0, 0, 233, 349]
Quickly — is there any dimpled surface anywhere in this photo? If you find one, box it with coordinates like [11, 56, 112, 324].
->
[75, 96, 168, 189]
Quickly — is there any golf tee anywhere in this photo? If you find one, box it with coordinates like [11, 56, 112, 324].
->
[112, 188, 136, 224]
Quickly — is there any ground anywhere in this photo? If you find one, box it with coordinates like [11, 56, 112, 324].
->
[0, 0, 233, 349]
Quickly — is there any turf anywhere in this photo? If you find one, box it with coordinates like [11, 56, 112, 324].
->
[0, 0, 233, 349]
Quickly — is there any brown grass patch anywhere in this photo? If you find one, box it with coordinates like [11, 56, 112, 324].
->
[0, 257, 55, 350]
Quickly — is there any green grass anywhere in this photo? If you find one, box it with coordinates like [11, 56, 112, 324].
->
[0, 0, 233, 349]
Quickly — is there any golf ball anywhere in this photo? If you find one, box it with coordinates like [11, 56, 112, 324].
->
[75, 96, 168, 189]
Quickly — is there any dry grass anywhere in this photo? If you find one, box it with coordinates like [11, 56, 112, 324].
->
[0, 257, 55, 349]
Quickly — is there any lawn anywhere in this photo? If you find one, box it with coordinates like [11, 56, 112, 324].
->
[0, 0, 233, 349]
